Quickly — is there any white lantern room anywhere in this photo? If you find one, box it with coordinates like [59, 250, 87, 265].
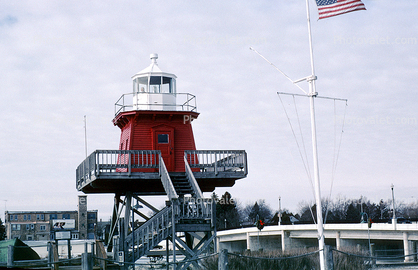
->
[132, 53, 177, 111]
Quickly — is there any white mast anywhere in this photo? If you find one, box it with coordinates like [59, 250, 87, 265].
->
[305, 0, 326, 269]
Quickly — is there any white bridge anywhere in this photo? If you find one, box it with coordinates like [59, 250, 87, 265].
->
[217, 222, 418, 262]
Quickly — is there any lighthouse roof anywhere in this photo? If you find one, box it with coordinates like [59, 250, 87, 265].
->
[132, 53, 177, 80]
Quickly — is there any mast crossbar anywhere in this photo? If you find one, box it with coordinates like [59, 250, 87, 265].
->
[277, 92, 347, 103]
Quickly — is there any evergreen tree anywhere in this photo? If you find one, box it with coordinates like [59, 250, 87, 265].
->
[346, 203, 361, 222]
[0, 218, 6, 240]
[214, 192, 240, 230]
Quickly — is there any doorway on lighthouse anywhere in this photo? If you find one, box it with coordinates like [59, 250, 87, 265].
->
[152, 125, 175, 171]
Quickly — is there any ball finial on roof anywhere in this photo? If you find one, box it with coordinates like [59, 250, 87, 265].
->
[150, 53, 158, 64]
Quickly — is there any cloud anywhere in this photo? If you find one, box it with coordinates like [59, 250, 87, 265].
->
[0, 1, 417, 219]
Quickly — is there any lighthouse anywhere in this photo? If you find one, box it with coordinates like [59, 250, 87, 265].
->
[76, 54, 247, 266]
[113, 53, 199, 173]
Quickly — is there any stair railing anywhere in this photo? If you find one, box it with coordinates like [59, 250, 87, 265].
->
[126, 198, 214, 260]
[127, 205, 173, 259]
[175, 197, 213, 221]
[159, 156, 178, 200]
[184, 156, 203, 198]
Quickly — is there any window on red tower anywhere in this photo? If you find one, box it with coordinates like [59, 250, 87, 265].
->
[158, 134, 169, 144]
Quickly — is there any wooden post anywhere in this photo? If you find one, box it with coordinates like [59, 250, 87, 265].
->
[53, 243, 59, 270]
[67, 239, 72, 265]
[48, 242, 55, 270]
[218, 249, 228, 270]
[96, 240, 107, 270]
[166, 238, 169, 270]
[7, 245, 14, 268]
[370, 243, 376, 266]
[91, 242, 95, 266]
[82, 252, 93, 270]
[324, 245, 333, 270]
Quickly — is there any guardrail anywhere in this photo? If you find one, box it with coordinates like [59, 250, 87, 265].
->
[127, 205, 173, 259]
[185, 150, 247, 175]
[159, 156, 178, 200]
[184, 156, 203, 198]
[76, 150, 161, 189]
[115, 92, 197, 116]
[175, 198, 214, 222]
[127, 197, 214, 260]
[77, 150, 248, 190]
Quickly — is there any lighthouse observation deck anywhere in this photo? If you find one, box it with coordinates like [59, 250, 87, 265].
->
[76, 149, 247, 194]
[115, 91, 197, 115]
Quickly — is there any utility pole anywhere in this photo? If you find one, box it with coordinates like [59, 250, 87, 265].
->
[391, 184, 396, 222]
[3, 200, 7, 221]
[278, 197, 282, 225]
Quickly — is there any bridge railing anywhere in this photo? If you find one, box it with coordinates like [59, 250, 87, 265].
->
[185, 150, 247, 175]
[76, 150, 161, 189]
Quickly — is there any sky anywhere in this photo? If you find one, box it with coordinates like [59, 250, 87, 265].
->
[0, 1, 417, 221]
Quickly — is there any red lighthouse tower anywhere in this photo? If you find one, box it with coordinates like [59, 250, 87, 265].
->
[76, 54, 247, 267]
[113, 53, 198, 173]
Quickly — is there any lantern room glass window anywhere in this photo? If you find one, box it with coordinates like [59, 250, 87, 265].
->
[133, 76, 175, 94]
[162, 76, 175, 93]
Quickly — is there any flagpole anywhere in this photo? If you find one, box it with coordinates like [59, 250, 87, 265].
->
[305, 0, 326, 269]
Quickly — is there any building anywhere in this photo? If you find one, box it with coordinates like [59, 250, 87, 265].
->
[4, 195, 97, 241]
[75, 54, 248, 265]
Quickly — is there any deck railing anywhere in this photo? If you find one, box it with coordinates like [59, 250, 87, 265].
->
[115, 92, 197, 116]
[185, 150, 248, 175]
[77, 150, 247, 190]
[175, 197, 214, 222]
[76, 150, 161, 188]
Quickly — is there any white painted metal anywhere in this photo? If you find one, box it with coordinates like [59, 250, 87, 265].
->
[131, 54, 178, 111]
[305, 0, 325, 269]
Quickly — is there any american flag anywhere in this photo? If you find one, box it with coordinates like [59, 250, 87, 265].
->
[315, 0, 366, 20]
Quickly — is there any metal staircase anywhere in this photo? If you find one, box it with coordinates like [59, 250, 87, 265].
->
[116, 156, 214, 269]
[171, 174, 193, 196]
[125, 205, 173, 260]
[80, 150, 247, 268]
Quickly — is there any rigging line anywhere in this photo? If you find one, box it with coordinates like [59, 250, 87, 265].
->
[250, 47, 307, 95]
[278, 94, 315, 187]
[323, 100, 337, 224]
[292, 95, 313, 186]
[324, 100, 348, 224]
[309, 202, 317, 225]
[331, 101, 347, 185]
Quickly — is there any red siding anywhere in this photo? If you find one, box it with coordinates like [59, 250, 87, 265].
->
[113, 111, 199, 172]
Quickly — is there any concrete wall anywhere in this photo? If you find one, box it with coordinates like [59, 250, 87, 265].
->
[217, 223, 418, 261]
[218, 240, 247, 253]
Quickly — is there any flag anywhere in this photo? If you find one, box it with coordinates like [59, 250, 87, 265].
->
[315, 0, 366, 20]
